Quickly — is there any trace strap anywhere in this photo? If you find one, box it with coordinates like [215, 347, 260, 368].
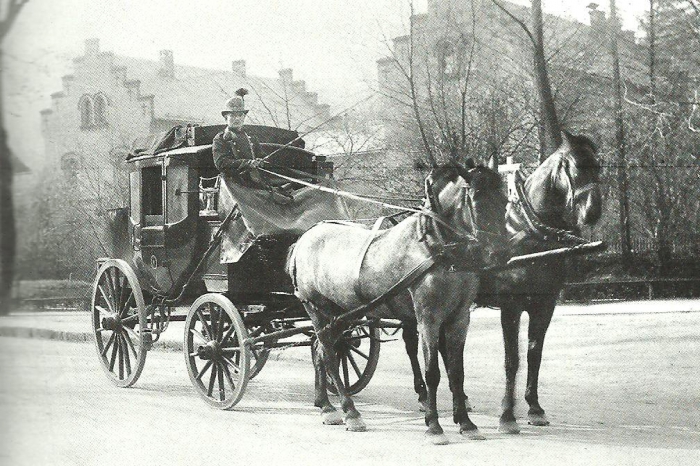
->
[315, 254, 439, 341]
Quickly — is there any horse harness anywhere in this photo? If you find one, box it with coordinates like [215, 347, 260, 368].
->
[508, 170, 589, 248]
[297, 175, 485, 340]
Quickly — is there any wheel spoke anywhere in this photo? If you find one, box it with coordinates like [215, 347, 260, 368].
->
[196, 309, 213, 341]
[217, 364, 225, 401]
[109, 337, 118, 372]
[122, 330, 138, 359]
[216, 307, 226, 342]
[117, 336, 124, 379]
[220, 321, 236, 344]
[348, 345, 369, 361]
[101, 333, 116, 357]
[346, 350, 363, 379]
[207, 363, 217, 397]
[98, 285, 116, 315]
[221, 362, 236, 390]
[95, 305, 111, 317]
[196, 360, 213, 381]
[190, 328, 208, 344]
[222, 355, 240, 375]
[121, 335, 132, 375]
[342, 354, 350, 387]
[122, 324, 139, 341]
[117, 275, 128, 317]
[120, 290, 134, 318]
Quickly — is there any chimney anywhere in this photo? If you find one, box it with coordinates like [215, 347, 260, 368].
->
[232, 59, 246, 77]
[85, 38, 100, 56]
[292, 80, 306, 94]
[279, 68, 293, 84]
[159, 50, 175, 78]
[587, 3, 606, 30]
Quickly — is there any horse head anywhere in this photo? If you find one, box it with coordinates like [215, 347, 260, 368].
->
[425, 161, 508, 267]
[524, 131, 602, 232]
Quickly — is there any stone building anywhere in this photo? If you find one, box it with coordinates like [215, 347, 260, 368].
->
[41, 38, 332, 174]
[32, 38, 334, 279]
[375, 0, 645, 166]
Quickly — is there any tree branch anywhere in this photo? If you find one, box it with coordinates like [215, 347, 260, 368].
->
[491, 0, 536, 48]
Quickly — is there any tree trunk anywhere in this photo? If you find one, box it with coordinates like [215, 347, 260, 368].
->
[531, 0, 562, 161]
[0, 47, 16, 315]
[609, 0, 632, 265]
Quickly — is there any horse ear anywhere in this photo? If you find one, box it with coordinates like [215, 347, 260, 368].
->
[487, 155, 498, 171]
[464, 158, 476, 169]
[560, 130, 573, 149]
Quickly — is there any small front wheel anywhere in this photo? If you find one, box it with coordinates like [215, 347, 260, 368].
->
[91, 259, 148, 387]
[184, 294, 251, 409]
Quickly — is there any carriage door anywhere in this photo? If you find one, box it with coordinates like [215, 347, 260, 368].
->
[139, 161, 166, 269]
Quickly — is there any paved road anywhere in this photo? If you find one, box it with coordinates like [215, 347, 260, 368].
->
[1, 307, 699, 465]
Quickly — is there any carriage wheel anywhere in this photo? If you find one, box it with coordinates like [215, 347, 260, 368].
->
[184, 294, 251, 410]
[326, 322, 381, 396]
[91, 259, 148, 388]
[246, 323, 274, 380]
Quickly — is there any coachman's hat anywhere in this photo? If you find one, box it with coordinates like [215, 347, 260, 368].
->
[221, 88, 249, 116]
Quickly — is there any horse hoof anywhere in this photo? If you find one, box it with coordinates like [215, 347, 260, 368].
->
[528, 413, 550, 426]
[498, 421, 521, 434]
[322, 410, 344, 425]
[425, 432, 450, 445]
[345, 416, 367, 432]
[461, 428, 486, 440]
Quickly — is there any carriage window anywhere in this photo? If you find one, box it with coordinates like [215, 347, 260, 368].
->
[142, 166, 163, 225]
[166, 164, 188, 224]
[129, 171, 141, 223]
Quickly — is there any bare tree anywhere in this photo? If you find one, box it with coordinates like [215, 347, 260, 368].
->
[0, 0, 29, 314]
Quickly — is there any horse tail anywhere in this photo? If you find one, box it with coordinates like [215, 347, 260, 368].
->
[285, 242, 299, 291]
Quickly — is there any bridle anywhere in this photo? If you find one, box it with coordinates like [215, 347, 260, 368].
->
[553, 150, 599, 214]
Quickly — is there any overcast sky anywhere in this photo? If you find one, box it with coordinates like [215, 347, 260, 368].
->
[3, 0, 647, 165]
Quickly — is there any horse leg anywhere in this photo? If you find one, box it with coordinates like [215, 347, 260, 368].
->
[402, 320, 428, 411]
[499, 307, 522, 434]
[525, 298, 556, 426]
[316, 326, 366, 432]
[438, 327, 472, 414]
[420, 325, 448, 445]
[311, 338, 343, 425]
[440, 312, 485, 441]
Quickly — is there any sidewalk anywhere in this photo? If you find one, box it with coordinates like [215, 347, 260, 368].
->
[1, 299, 699, 349]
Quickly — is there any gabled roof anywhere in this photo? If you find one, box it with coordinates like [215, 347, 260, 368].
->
[112, 55, 327, 131]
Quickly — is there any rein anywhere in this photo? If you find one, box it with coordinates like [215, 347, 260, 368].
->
[259, 166, 477, 242]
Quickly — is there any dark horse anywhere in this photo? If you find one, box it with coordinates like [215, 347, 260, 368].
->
[402, 132, 602, 433]
[286, 163, 507, 444]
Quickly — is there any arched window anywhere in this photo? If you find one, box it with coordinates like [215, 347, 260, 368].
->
[94, 93, 108, 126]
[79, 95, 94, 128]
[435, 38, 465, 79]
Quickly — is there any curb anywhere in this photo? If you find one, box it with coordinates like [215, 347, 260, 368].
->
[0, 326, 184, 351]
[0, 325, 310, 362]
[0, 326, 93, 343]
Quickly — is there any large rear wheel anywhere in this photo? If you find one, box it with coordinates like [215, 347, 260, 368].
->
[91, 259, 148, 387]
[184, 294, 251, 409]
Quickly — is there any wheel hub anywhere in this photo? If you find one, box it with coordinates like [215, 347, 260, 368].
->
[197, 341, 221, 360]
[101, 315, 121, 331]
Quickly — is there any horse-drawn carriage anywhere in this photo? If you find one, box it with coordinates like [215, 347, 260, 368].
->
[91, 124, 383, 409]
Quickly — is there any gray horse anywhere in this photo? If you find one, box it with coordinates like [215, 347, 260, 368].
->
[286, 162, 507, 444]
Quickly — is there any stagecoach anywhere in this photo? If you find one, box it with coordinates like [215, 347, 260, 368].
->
[91, 124, 385, 409]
